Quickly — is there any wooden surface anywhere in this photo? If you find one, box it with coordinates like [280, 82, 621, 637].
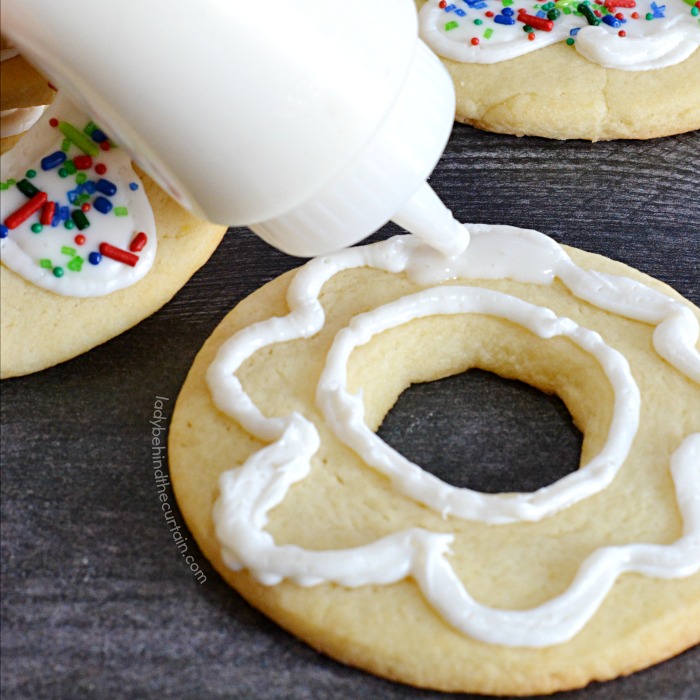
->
[2, 122, 699, 699]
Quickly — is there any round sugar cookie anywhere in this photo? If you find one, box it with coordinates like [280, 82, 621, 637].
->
[416, 0, 700, 140]
[0, 96, 226, 379]
[169, 226, 700, 695]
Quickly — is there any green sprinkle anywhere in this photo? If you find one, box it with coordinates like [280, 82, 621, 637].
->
[61, 138, 72, 153]
[58, 168, 69, 178]
[692, 6, 699, 15]
[646, 12, 654, 18]
[114, 206, 129, 216]
[84, 121, 98, 136]
[474, 18, 483, 25]
[502, 0, 514, 5]
[61, 246, 77, 256]
[75, 172, 88, 185]
[40, 259, 52, 269]
[523, 24, 533, 32]
[53, 266, 64, 278]
[563, 5, 572, 12]
[58, 121, 100, 156]
[0, 182, 8, 191]
[64, 219, 75, 230]
[31, 223, 43, 233]
[547, 8, 561, 19]
[484, 27, 494, 39]
[6, 178, 16, 186]
[71, 209, 90, 230]
[25, 169, 37, 179]
[17, 178, 40, 198]
[64, 160, 77, 175]
[445, 20, 459, 30]
[75, 193, 90, 206]
[67, 256, 84, 272]
[566, 36, 576, 44]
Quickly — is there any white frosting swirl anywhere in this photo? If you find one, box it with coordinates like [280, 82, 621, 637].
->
[208, 226, 700, 647]
[1, 95, 156, 297]
[419, 0, 700, 71]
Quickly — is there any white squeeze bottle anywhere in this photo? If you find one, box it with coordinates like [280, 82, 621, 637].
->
[0, 0, 469, 257]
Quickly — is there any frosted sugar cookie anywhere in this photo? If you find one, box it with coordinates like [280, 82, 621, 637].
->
[0, 95, 226, 378]
[417, 0, 700, 139]
[0, 35, 54, 138]
[170, 226, 700, 695]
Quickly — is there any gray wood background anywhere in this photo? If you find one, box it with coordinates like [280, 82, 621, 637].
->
[2, 121, 699, 699]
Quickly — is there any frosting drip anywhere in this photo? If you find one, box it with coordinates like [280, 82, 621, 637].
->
[208, 226, 700, 647]
[0, 95, 156, 297]
[419, 0, 700, 70]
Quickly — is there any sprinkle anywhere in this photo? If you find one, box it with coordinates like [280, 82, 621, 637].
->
[41, 151, 67, 171]
[0, 225, 8, 238]
[53, 266, 64, 278]
[495, 12, 516, 23]
[71, 209, 91, 230]
[64, 219, 75, 230]
[95, 163, 108, 175]
[31, 223, 43, 233]
[25, 169, 37, 179]
[602, 13, 622, 25]
[578, 2, 601, 23]
[90, 128, 108, 143]
[99, 141, 111, 152]
[67, 256, 84, 272]
[445, 20, 459, 28]
[40, 258, 52, 268]
[41, 201, 56, 226]
[73, 155, 93, 170]
[96, 178, 117, 197]
[129, 231, 148, 252]
[99, 242, 139, 267]
[16, 178, 40, 198]
[114, 206, 129, 216]
[58, 121, 100, 156]
[89, 252, 102, 265]
[471, 36, 481, 45]
[518, 11, 555, 29]
[128, 182, 139, 191]
[4, 191, 48, 229]
[49, 118, 59, 128]
[74, 234, 86, 246]
[93, 196, 113, 214]
[484, 27, 494, 37]
[63, 160, 77, 175]
[61, 246, 77, 256]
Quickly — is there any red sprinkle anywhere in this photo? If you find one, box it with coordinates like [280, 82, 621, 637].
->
[73, 155, 93, 170]
[470, 37, 480, 46]
[631, 11, 640, 17]
[618, 29, 627, 36]
[517, 11, 554, 30]
[99, 141, 111, 151]
[99, 242, 139, 267]
[4, 191, 48, 229]
[605, 0, 635, 7]
[81, 203, 91, 213]
[439, 0, 447, 6]
[49, 118, 59, 128]
[527, 32, 536, 40]
[485, 11, 494, 17]
[129, 231, 148, 252]
[74, 234, 86, 245]
[94, 163, 107, 175]
[40, 201, 56, 226]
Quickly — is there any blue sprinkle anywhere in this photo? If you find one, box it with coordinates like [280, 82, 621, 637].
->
[455, 8, 466, 15]
[41, 151, 67, 171]
[93, 196, 113, 214]
[602, 14, 621, 26]
[444, 3, 457, 11]
[129, 182, 139, 191]
[650, 2, 665, 17]
[0, 224, 8, 239]
[502, 6, 515, 15]
[536, 9, 547, 17]
[570, 27, 581, 35]
[494, 13, 516, 24]
[90, 128, 108, 143]
[89, 252, 102, 265]
[95, 178, 117, 197]
[67, 188, 80, 204]
[83, 180, 97, 195]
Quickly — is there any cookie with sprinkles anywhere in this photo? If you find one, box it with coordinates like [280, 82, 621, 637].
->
[417, 0, 700, 139]
[0, 94, 226, 378]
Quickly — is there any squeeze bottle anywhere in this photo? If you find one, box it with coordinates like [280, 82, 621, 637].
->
[0, 0, 469, 257]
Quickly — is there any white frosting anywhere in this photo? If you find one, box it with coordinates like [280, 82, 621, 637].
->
[208, 226, 700, 647]
[419, 0, 700, 71]
[1, 95, 156, 297]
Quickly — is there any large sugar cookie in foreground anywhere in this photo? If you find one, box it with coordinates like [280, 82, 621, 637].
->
[170, 226, 700, 695]
[0, 96, 226, 378]
[417, 0, 700, 140]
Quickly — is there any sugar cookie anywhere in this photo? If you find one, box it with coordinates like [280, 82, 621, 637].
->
[0, 95, 226, 378]
[416, 0, 700, 140]
[170, 226, 700, 695]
